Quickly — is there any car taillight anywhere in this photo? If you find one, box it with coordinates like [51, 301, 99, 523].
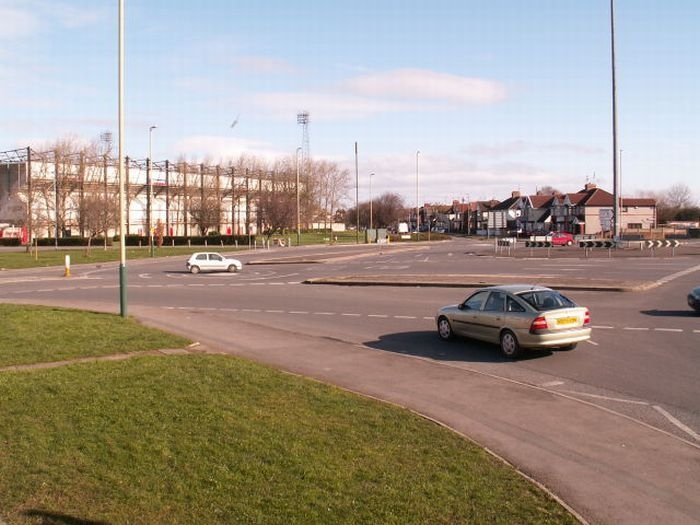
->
[583, 309, 591, 325]
[530, 316, 548, 333]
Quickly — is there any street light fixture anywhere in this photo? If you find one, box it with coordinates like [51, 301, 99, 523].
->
[148, 125, 157, 257]
[369, 172, 375, 232]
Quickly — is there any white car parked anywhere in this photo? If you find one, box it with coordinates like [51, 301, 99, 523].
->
[186, 252, 242, 274]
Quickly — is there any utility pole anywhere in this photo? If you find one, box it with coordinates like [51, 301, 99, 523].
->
[355, 142, 359, 244]
[118, 0, 127, 317]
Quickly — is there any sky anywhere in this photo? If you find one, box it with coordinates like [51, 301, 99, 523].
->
[1, 0, 698, 207]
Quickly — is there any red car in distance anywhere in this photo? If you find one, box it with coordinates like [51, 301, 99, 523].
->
[549, 232, 575, 246]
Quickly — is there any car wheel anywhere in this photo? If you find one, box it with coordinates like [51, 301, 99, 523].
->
[189, 265, 200, 274]
[437, 317, 454, 341]
[560, 343, 577, 351]
[228, 265, 239, 273]
[566, 240, 573, 246]
[500, 330, 522, 359]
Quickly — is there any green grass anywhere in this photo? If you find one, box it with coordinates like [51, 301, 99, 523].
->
[0, 304, 190, 367]
[0, 245, 240, 270]
[0, 305, 578, 524]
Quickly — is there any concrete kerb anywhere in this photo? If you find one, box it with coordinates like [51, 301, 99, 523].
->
[303, 275, 650, 292]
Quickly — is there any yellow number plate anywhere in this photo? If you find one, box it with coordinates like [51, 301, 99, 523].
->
[556, 316, 578, 326]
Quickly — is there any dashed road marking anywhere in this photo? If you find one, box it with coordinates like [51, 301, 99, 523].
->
[654, 328, 683, 333]
[587, 340, 599, 346]
[592, 325, 614, 329]
[623, 327, 649, 331]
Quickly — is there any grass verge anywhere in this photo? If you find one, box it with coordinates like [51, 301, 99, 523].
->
[0, 304, 190, 367]
[0, 305, 578, 524]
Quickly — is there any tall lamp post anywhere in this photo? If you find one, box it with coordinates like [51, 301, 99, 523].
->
[369, 172, 375, 232]
[610, 0, 620, 240]
[415, 150, 420, 237]
[148, 125, 157, 256]
[118, 0, 127, 317]
[295, 146, 302, 246]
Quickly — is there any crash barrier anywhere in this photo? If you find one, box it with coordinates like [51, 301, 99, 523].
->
[525, 240, 553, 248]
[497, 238, 516, 246]
[643, 240, 680, 248]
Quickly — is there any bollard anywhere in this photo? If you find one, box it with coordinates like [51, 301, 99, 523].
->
[64, 254, 71, 277]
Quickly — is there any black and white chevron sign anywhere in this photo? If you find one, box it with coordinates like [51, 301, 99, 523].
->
[578, 240, 616, 248]
[498, 238, 516, 246]
[644, 240, 681, 248]
[525, 240, 552, 248]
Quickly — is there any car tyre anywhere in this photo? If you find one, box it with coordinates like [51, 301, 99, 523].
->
[228, 265, 239, 273]
[500, 330, 522, 359]
[437, 317, 454, 341]
[189, 265, 200, 274]
[560, 343, 577, 351]
[566, 240, 573, 246]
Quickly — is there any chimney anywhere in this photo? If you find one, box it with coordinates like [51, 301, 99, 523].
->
[511, 191, 521, 198]
[584, 183, 597, 191]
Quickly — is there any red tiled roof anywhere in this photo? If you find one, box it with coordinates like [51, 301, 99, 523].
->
[529, 195, 555, 208]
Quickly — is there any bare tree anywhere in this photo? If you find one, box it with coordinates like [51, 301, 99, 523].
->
[188, 195, 222, 236]
[665, 183, 695, 209]
[312, 160, 350, 228]
[80, 194, 118, 253]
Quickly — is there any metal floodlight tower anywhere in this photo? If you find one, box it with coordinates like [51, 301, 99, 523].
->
[296, 111, 310, 166]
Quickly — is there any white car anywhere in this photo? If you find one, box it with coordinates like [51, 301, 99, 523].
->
[186, 252, 242, 274]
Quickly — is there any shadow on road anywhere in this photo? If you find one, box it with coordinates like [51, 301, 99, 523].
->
[364, 330, 552, 363]
[640, 309, 698, 318]
[23, 509, 109, 525]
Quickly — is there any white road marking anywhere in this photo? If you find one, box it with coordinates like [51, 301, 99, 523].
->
[623, 327, 649, 331]
[368, 314, 389, 318]
[540, 380, 565, 387]
[394, 315, 417, 319]
[694, 330, 700, 334]
[265, 310, 284, 313]
[241, 309, 261, 313]
[653, 405, 700, 441]
[313, 312, 335, 316]
[654, 328, 683, 333]
[289, 311, 308, 314]
[587, 340, 599, 346]
[341, 313, 361, 317]
[592, 325, 614, 329]
[423, 316, 433, 320]
[560, 390, 650, 405]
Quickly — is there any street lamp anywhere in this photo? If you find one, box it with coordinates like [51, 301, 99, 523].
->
[296, 146, 302, 246]
[118, 0, 127, 317]
[148, 125, 157, 256]
[369, 172, 375, 232]
[415, 150, 420, 236]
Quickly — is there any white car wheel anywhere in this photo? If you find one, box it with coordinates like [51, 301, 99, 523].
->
[228, 264, 239, 273]
[190, 265, 200, 274]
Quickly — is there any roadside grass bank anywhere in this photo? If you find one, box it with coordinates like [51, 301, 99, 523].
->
[0, 305, 578, 525]
[0, 304, 190, 367]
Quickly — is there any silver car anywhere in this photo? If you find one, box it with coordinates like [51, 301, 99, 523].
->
[186, 252, 242, 274]
[436, 285, 591, 358]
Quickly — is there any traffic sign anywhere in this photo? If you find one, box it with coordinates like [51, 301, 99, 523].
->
[525, 241, 552, 248]
[579, 240, 616, 248]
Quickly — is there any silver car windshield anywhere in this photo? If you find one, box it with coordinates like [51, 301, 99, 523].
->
[517, 290, 575, 311]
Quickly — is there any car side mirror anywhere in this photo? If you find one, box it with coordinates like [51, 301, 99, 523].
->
[458, 303, 467, 310]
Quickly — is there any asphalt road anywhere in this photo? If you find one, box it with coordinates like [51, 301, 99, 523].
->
[1, 238, 699, 524]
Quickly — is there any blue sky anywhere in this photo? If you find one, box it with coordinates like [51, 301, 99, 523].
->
[1, 0, 698, 206]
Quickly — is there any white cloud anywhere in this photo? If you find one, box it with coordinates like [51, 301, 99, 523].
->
[0, 6, 40, 38]
[344, 69, 507, 105]
[172, 135, 288, 163]
[252, 92, 414, 120]
[251, 68, 507, 121]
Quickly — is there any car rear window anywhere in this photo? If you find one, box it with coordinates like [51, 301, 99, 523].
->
[517, 290, 575, 311]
